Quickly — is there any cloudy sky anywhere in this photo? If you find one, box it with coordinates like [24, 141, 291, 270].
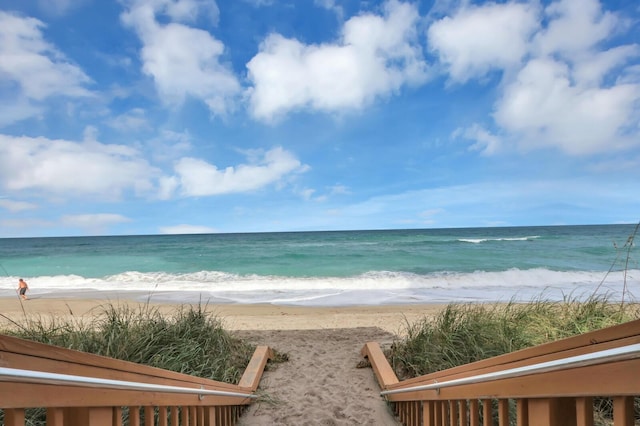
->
[0, 0, 639, 237]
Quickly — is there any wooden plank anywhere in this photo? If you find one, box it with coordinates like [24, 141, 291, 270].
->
[144, 406, 154, 426]
[237, 346, 273, 391]
[384, 321, 640, 390]
[158, 406, 168, 426]
[385, 358, 640, 402]
[169, 406, 179, 426]
[516, 399, 528, 426]
[423, 400, 434, 426]
[47, 407, 64, 426]
[0, 382, 251, 408]
[498, 399, 508, 426]
[575, 397, 593, 426]
[449, 400, 458, 426]
[130, 406, 141, 426]
[0, 334, 242, 391]
[469, 399, 479, 426]
[4, 408, 25, 426]
[527, 398, 576, 426]
[113, 407, 123, 426]
[361, 342, 400, 388]
[459, 400, 468, 426]
[613, 396, 634, 426]
[482, 399, 492, 426]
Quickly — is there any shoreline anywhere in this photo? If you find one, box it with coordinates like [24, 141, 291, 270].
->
[0, 296, 447, 334]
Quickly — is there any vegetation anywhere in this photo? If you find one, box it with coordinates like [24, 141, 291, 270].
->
[389, 296, 638, 379]
[3, 303, 257, 383]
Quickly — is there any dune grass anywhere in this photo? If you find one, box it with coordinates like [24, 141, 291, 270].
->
[387, 296, 640, 425]
[3, 302, 256, 383]
[389, 295, 639, 379]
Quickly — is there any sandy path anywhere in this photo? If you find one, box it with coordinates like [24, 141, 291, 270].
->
[235, 328, 400, 426]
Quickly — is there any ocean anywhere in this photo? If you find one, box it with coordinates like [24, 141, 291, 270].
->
[0, 224, 637, 306]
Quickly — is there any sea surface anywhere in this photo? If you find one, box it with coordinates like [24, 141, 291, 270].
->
[0, 224, 637, 306]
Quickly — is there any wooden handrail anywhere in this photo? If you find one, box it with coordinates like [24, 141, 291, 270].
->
[362, 318, 640, 426]
[0, 334, 273, 425]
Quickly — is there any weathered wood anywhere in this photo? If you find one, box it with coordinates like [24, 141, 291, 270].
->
[361, 342, 400, 388]
[237, 345, 273, 391]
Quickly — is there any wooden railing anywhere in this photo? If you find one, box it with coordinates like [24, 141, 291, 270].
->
[362, 318, 640, 426]
[0, 334, 273, 425]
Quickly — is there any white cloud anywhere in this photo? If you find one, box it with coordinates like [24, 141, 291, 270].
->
[532, 0, 618, 58]
[431, 0, 640, 156]
[121, 0, 239, 116]
[428, 2, 540, 83]
[168, 146, 308, 197]
[494, 58, 639, 155]
[246, 0, 428, 121]
[0, 199, 38, 212]
[0, 12, 92, 101]
[0, 134, 160, 199]
[454, 123, 501, 155]
[159, 224, 218, 234]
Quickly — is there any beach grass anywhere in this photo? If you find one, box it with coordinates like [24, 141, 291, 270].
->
[388, 295, 640, 424]
[389, 295, 638, 378]
[3, 302, 259, 382]
[0, 302, 280, 426]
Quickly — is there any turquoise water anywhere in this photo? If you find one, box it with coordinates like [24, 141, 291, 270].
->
[0, 224, 637, 306]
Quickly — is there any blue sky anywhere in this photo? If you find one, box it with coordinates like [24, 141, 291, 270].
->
[0, 0, 639, 237]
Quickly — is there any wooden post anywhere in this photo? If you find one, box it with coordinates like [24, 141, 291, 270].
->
[482, 399, 492, 426]
[47, 407, 64, 426]
[4, 409, 25, 426]
[575, 397, 593, 426]
[516, 399, 528, 426]
[459, 400, 468, 426]
[129, 406, 141, 426]
[169, 407, 179, 426]
[470, 399, 480, 426]
[613, 396, 634, 426]
[144, 406, 154, 426]
[113, 407, 123, 426]
[498, 399, 509, 426]
[527, 398, 576, 426]
[65, 407, 113, 426]
[423, 400, 434, 426]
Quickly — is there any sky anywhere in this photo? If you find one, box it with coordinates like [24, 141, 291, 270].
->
[0, 0, 639, 238]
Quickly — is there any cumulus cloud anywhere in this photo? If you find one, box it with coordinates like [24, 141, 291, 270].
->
[121, 0, 239, 116]
[428, 1, 540, 83]
[0, 11, 92, 125]
[0, 135, 159, 199]
[246, 0, 429, 121]
[165, 146, 309, 197]
[435, 0, 640, 156]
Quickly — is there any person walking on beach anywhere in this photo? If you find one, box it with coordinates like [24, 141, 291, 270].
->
[18, 278, 29, 300]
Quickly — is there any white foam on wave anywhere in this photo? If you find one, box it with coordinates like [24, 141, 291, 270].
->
[0, 268, 635, 306]
[459, 236, 540, 244]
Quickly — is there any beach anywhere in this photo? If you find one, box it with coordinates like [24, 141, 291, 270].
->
[0, 295, 446, 425]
